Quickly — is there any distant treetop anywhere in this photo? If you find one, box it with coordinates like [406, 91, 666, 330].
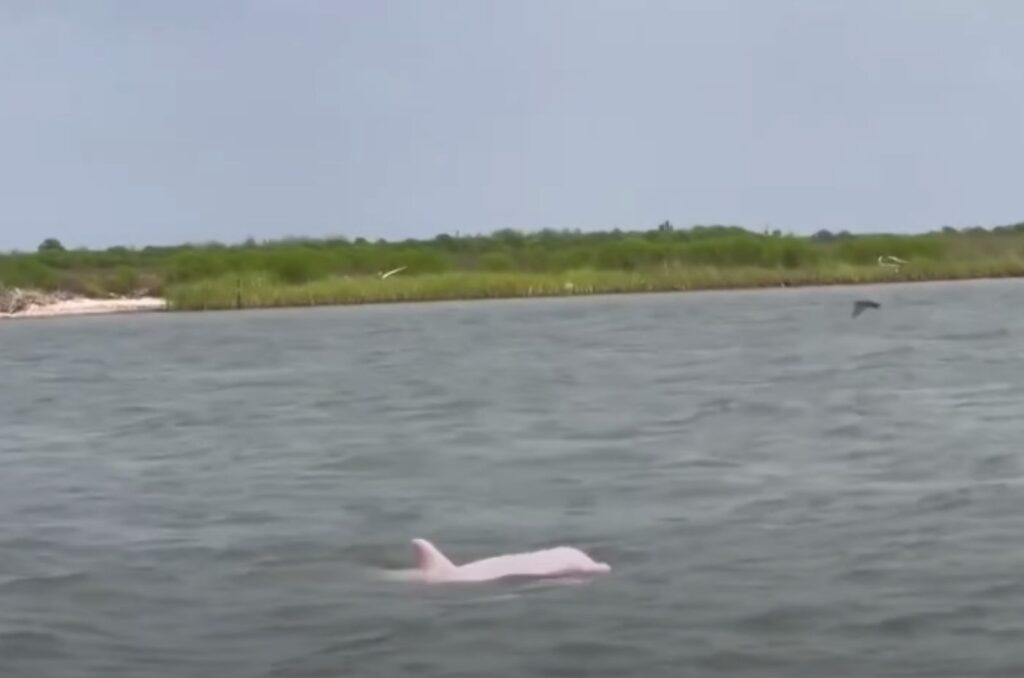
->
[38, 238, 65, 252]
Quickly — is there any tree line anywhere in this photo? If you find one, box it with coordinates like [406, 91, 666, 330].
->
[2, 220, 1024, 297]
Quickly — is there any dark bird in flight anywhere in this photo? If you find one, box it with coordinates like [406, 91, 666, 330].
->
[852, 299, 881, 318]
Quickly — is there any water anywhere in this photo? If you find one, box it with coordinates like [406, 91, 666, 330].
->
[2, 279, 1024, 677]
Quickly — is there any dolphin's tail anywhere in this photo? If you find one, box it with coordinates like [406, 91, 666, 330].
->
[411, 538, 457, 575]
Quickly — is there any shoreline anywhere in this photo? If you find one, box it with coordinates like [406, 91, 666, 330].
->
[6, 223, 1024, 317]
[0, 296, 166, 320]
[164, 266, 1024, 313]
[5, 269, 1021, 320]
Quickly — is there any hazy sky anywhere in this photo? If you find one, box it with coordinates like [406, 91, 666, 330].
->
[2, 0, 1023, 251]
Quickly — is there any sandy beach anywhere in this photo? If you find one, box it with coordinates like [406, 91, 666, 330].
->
[0, 295, 166, 320]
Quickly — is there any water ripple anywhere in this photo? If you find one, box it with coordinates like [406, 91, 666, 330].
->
[3, 282, 1024, 676]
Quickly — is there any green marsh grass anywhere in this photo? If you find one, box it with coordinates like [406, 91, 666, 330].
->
[164, 257, 1024, 311]
[5, 223, 1024, 311]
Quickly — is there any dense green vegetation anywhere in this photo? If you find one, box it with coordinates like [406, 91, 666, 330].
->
[2, 221, 1024, 310]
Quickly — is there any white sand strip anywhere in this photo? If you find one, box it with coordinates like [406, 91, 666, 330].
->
[0, 296, 166, 319]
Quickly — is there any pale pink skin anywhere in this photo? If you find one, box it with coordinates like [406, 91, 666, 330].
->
[407, 538, 611, 583]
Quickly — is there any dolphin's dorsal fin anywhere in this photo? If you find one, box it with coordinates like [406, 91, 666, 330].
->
[411, 538, 456, 573]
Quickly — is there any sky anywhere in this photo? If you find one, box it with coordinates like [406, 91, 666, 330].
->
[1, 0, 1023, 251]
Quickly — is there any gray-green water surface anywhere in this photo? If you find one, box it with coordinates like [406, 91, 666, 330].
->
[2, 279, 1024, 677]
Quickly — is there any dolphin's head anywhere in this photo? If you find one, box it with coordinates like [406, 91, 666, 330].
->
[552, 546, 611, 574]
[578, 555, 611, 574]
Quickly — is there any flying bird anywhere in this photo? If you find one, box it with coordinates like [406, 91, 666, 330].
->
[379, 266, 407, 279]
[852, 299, 880, 318]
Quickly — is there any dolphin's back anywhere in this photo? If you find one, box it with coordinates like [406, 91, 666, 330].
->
[408, 539, 610, 583]
[448, 546, 609, 581]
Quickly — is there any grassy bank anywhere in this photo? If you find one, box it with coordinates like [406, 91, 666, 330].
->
[4, 221, 1024, 311]
[164, 258, 1024, 311]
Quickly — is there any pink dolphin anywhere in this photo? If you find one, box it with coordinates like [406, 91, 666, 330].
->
[405, 538, 611, 583]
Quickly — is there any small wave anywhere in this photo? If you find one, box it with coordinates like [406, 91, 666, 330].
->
[638, 396, 739, 431]
[823, 422, 864, 438]
[913, 488, 974, 513]
[679, 458, 745, 471]
[730, 495, 791, 518]
[692, 649, 791, 672]
[933, 328, 1010, 341]
[973, 579, 1024, 599]
[0, 535, 64, 550]
[852, 345, 916, 363]
[0, 571, 88, 594]
[334, 541, 422, 570]
[836, 566, 890, 584]
[971, 454, 1022, 481]
[846, 604, 996, 638]
[840, 447, 888, 462]
[0, 630, 67, 659]
[731, 604, 830, 633]
[330, 628, 396, 651]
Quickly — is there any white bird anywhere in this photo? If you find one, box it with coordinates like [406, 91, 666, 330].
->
[877, 255, 908, 268]
[379, 266, 407, 279]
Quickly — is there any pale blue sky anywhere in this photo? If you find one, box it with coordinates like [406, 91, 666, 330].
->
[2, 0, 1023, 251]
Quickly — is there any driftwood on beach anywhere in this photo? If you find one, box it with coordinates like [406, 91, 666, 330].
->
[0, 288, 60, 314]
